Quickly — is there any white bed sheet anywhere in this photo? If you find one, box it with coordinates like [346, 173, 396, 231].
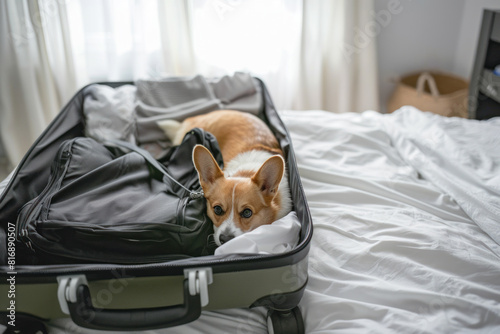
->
[284, 107, 500, 333]
[35, 107, 500, 333]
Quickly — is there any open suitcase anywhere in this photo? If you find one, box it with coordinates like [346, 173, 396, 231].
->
[0, 76, 313, 333]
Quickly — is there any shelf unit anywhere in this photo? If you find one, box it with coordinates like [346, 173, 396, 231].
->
[469, 9, 500, 120]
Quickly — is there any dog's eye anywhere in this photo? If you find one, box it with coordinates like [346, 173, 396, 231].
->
[213, 205, 224, 216]
[241, 208, 253, 218]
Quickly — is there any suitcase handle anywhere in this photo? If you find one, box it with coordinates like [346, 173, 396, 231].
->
[66, 280, 201, 331]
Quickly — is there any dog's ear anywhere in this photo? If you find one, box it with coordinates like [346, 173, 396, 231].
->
[251, 155, 284, 201]
[193, 145, 224, 187]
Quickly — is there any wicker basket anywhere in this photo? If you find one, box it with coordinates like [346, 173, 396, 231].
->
[388, 71, 469, 117]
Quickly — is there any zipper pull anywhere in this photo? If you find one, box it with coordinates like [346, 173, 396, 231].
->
[189, 191, 204, 199]
[20, 229, 35, 252]
[60, 151, 72, 163]
[20, 228, 28, 239]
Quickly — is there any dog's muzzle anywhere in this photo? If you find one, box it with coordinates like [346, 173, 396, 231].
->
[218, 233, 235, 244]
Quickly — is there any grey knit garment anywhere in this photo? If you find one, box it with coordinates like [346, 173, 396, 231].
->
[135, 72, 262, 144]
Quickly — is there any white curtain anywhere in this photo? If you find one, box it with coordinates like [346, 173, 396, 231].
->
[158, 0, 197, 76]
[64, 0, 196, 83]
[190, 0, 303, 110]
[0, 0, 195, 167]
[0, 0, 378, 168]
[0, 0, 78, 167]
[295, 0, 379, 113]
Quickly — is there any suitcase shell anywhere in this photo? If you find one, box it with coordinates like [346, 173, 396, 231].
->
[0, 79, 313, 331]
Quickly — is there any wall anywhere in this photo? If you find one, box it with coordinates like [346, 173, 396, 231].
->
[374, 0, 500, 113]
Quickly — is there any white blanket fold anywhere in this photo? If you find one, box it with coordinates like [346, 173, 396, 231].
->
[214, 211, 301, 255]
[382, 106, 500, 245]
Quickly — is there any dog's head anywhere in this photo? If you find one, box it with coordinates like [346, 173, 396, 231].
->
[192, 145, 285, 246]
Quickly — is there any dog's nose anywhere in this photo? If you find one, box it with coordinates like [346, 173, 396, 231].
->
[219, 234, 235, 244]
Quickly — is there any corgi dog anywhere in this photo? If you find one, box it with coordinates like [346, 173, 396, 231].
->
[158, 110, 292, 246]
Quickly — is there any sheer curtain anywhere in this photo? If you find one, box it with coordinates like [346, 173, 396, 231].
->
[65, 0, 195, 83]
[0, 0, 78, 167]
[0, 0, 195, 168]
[0, 0, 378, 168]
[295, 0, 379, 113]
[190, 0, 303, 110]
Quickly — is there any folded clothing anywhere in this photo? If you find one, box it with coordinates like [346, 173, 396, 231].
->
[81, 73, 263, 147]
[83, 84, 137, 143]
[136, 74, 217, 109]
[135, 72, 262, 144]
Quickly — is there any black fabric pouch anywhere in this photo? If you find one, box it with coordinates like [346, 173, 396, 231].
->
[15, 128, 221, 264]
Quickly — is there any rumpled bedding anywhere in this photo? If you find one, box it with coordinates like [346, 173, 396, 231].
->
[382, 107, 500, 244]
[286, 107, 500, 333]
[6, 107, 500, 333]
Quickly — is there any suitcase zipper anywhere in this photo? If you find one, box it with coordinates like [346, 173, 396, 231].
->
[16, 140, 75, 248]
[16, 252, 276, 276]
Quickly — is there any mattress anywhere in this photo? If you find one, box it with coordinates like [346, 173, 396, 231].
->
[2, 106, 500, 333]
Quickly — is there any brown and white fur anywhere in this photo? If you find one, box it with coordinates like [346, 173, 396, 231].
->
[159, 110, 292, 246]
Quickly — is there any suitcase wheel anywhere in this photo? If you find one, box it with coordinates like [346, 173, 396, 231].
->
[267, 306, 304, 334]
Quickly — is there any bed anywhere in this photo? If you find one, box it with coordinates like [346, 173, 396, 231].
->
[2, 0, 500, 328]
[2, 106, 500, 333]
